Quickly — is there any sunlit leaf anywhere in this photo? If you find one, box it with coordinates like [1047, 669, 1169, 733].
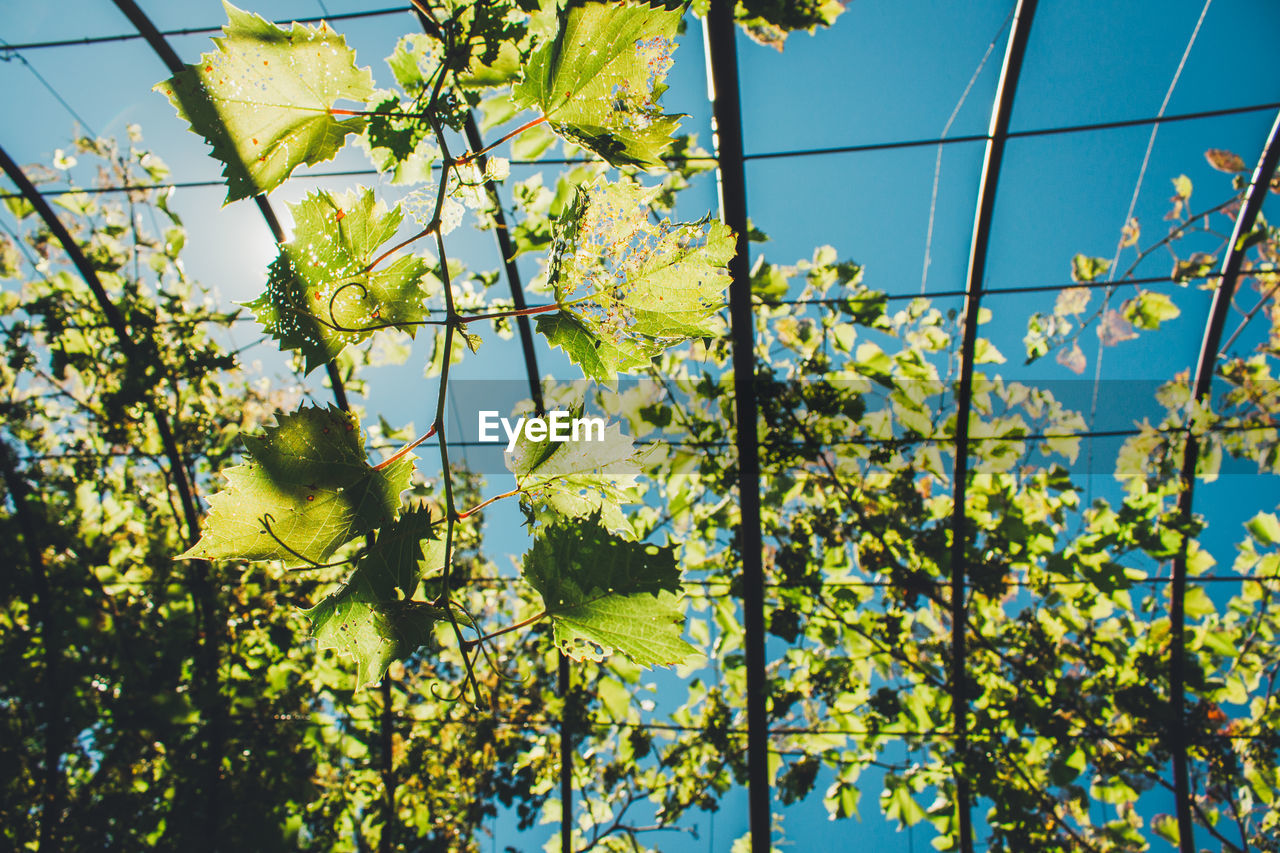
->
[305, 591, 439, 689]
[1054, 286, 1090, 316]
[1071, 254, 1110, 283]
[1122, 290, 1179, 330]
[1098, 308, 1138, 346]
[246, 188, 436, 374]
[512, 0, 685, 168]
[154, 2, 374, 202]
[537, 179, 734, 382]
[1246, 511, 1280, 546]
[178, 405, 412, 567]
[1120, 216, 1140, 247]
[1172, 252, 1218, 282]
[522, 517, 699, 667]
[304, 505, 440, 687]
[1056, 341, 1086, 374]
[506, 403, 641, 533]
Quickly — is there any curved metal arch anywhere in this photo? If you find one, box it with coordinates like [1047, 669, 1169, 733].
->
[1168, 107, 1280, 853]
[948, 2, 1038, 852]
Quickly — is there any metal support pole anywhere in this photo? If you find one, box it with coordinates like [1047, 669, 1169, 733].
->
[703, 4, 769, 850]
[1168, 108, 1280, 853]
[949, 3, 1037, 851]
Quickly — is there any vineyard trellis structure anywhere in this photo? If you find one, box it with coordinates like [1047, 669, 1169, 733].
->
[3, 1, 1280, 852]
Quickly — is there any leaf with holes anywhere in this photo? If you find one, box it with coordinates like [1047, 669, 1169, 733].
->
[305, 589, 441, 689]
[154, 2, 375, 202]
[506, 403, 640, 534]
[536, 179, 733, 382]
[178, 405, 412, 567]
[246, 188, 436, 375]
[522, 518, 698, 667]
[303, 505, 440, 687]
[512, 0, 684, 168]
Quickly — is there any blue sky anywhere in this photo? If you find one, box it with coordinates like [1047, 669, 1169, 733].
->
[3, 0, 1280, 849]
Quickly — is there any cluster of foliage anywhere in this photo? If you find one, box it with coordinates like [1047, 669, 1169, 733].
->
[0, 128, 565, 851]
[633, 155, 1280, 849]
[5, 0, 1280, 851]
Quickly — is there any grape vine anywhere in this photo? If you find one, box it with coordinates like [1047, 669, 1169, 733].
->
[161, 0, 721, 697]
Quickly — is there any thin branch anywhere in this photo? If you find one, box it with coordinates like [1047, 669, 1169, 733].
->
[461, 610, 547, 652]
[455, 115, 548, 166]
[374, 424, 437, 471]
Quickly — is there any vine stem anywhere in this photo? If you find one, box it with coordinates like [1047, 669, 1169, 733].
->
[456, 488, 521, 520]
[455, 115, 547, 166]
[328, 106, 440, 121]
[457, 303, 557, 324]
[423, 80, 486, 706]
[361, 218, 441, 274]
[373, 424, 437, 472]
[462, 609, 547, 652]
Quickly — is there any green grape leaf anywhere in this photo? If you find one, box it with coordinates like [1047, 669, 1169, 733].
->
[522, 518, 699, 667]
[354, 503, 438, 599]
[506, 403, 640, 533]
[303, 505, 440, 687]
[537, 179, 734, 382]
[179, 405, 412, 567]
[305, 590, 440, 689]
[512, 0, 684, 168]
[1122, 290, 1180, 330]
[1070, 254, 1110, 283]
[246, 188, 436, 375]
[733, 0, 847, 50]
[154, 2, 375, 203]
[536, 312, 650, 382]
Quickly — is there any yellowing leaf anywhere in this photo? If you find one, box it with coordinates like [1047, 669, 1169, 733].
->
[1122, 290, 1180, 330]
[973, 338, 1005, 364]
[1120, 216, 1140, 248]
[1056, 341, 1086, 374]
[1055, 286, 1091, 316]
[1204, 148, 1246, 173]
[155, 2, 374, 202]
[512, 1, 685, 168]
